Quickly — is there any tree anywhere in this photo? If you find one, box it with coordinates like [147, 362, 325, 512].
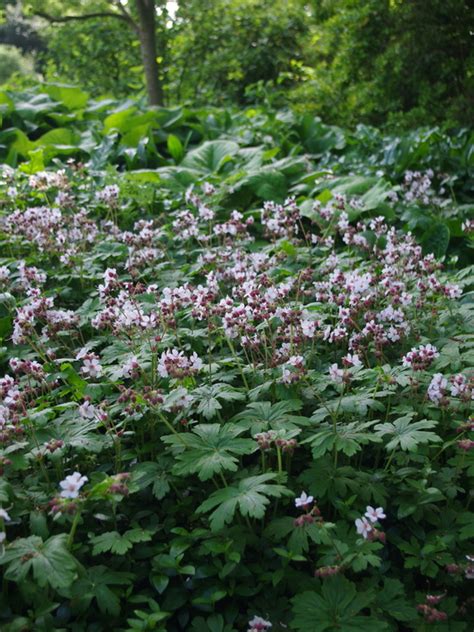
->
[22, 0, 167, 105]
[167, 0, 308, 105]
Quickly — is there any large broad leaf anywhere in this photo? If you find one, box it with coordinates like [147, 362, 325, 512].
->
[421, 221, 450, 258]
[0, 535, 78, 590]
[103, 106, 158, 135]
[155, 166, 202, 192]
[292, 576, 388, 632]
[12, 92, 57, 120]
[241, 170, 288, 201]
[182, 140, 239, 172]
[359, 179, 392, 211]
[197, 473, 292, 531]
[42, 84, 89, 110]
[3, 128, 34, 159]
[167, 133, 184, 163]
[322, 175, 380, 196]
[34, 128, 78, 149]
[298, 115, 346, 155]
[163, 423, 255, 481]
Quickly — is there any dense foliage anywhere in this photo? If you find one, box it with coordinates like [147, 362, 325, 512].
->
[0, 88, 473, 630]
[1, 0, 472, 125]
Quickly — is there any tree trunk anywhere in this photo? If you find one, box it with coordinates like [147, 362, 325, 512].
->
[134, 0, 163, 106]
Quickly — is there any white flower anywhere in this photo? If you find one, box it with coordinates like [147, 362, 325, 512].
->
[344, 353, 362, 367]
[364, 506, 386, 523]
[427, 373, 448, 404]
[329, 363, 344, 384]
[301, 318, 316, 338]
[355, 517, 373, 539]
[0, 508, 11, 522]
[189, 352, 203, 372]
[450, 374, 468, 397]
[59, 472, 88, 499]
[81, 356, 102, 379]
[79, 401, 97, 419]
[121, 355, 139, 378]
[295, 491, 314, 509]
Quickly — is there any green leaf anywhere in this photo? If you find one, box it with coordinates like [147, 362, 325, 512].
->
[197, 473, 291, 531]
[71, 566, 133, 616]
[242, 170, 288, 201]
[306, 421, 381, 458]
[292, 576, 388, 632]
[167, 134, 184, 163]
[375, 416, 440, 452]
[90, 529, 154, 556]
[182, 140, 239, 172]
[163, 423, 255, 481]
[193, 383, 245, 420]
[43, 83, 89, 110]
[0, 535, 77, 590]
[421, 221, 450, 258]
[374, 579, 416, 622]
[232, 400, 306, 434]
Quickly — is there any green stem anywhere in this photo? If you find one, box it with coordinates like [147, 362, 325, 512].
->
[67, 509, 82, 549]
[227, 338, 249, 390]
[157, 411, 189, 447]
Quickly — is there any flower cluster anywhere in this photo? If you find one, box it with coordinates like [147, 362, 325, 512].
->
[157, 349, 203, 379]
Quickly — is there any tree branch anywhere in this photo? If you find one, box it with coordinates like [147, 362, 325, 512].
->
[34, 10, 136, 29]
[109, 0, 139, 31]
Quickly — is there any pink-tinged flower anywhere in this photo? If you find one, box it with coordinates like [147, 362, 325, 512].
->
[458, 439, 474, 451]
[355, 517, 373, 539]
[248, 616, 272, 631]
[402, 344, 439, 371]
[450, 373, 473, 399]
[329, 363, 344, 384]
[462, 219, 474, 233]
[295, 491, 314, 509]
[202, 182, 216, 196]
[427, 373, 448, 404]
[364, 506, 386, 523]
[157, 349, 203, 379]
[96, 184, 119, 206]
[443, 283, 462, 299]
[281, 355, 305, 384]
[81, 356, 102, 379]
[121, 355, 140, 378]
[343, 353, 362, 367]
[79, 400, 97, 419]
[59, 472, 88, 499]
[0, 266, 10, 283]
[301, 318, 316, 338]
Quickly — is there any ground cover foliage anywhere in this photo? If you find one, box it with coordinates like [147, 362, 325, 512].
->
[0, 88, 473, 630]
